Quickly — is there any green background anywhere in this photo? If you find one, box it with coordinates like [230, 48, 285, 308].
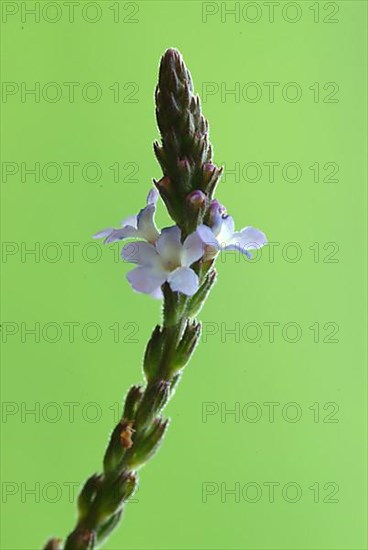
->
[1, 1, 367, 549]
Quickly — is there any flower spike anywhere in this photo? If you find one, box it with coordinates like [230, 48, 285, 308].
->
[44, 48, 268, 550]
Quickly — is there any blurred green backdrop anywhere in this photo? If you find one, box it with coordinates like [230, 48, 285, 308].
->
[1, 1, 367, 549]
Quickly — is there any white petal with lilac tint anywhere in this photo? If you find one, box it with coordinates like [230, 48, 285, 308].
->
[127, 266, 167, 295]
[136, 205, 160, 243]
[198, 200, 268, 261]
[123, 225, 207, 298]
[93, 187, 160, 245]
[237, 227, 268, 248]
[149, 286, 164, 300]
[216, 215, 235, 244]
[156, 226, 182, 265]
[181, 230, 205, 267]
[168, 267, 199, 296]
[223, 242, 253, 259]
[104, 225, 139, 244]
[93, 227, 114, 239]
[197, 224, 220, 246]
[211, 211, 222, 235]
[197, 224, 221, 259]
[209, 200, 225, 235]
[147, 187, 159, 205]
[225, 227, 267, 258]
[121, 241, 160, 266]
[120, 215, 138, 228]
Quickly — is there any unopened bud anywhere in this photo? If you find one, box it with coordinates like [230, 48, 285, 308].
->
[143, 325, 164, 382]
[99, 472, 137, 521]
[128, 417, 169, 468]
[203, 163, 216, 180]
[64, 528, 95, 550]
[186, 189, 207, 209]
[203, 164, 223, 195]
[135, 380, 170, 428]
[77, 474, 101, 521]
[123, 385, 144, 420]
[120, 472, 137, 501]
[203, 162, 216, 175]
[44, 539, 62, 550]
[96, 511, 122, 545]
[172, 320, 202, 371]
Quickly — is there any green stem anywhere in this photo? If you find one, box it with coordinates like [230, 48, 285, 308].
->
[48, 287, 206, 550]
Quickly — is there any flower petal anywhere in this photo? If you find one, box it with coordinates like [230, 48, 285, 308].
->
[156, 226, 182, 265]
[216, 215, 235, 245]
[197, 224, 218, 246]
[93, 227, 114, 239]
[209, 200, 226, 236]
[149, 287, 164, 300]
[197, 224, 220, 259]
[136, 205, 160, 243]
[181, 230, 205, 267]
[223, 242, 253, 259]
[168, 267, 199, 296]
[233, 227, 267, 248]
[121, 241, 160, 266]
[126, 266, 167, 295]
[121, 215, 138, 229]
[226, 227, 267, 258]
[147, 187, 159, 205]
[104, 226, 139, 244]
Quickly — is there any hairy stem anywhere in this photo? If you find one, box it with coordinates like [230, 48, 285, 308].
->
[45, 282, 212, 550]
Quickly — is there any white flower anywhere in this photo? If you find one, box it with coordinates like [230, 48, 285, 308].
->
[121, 226, 204, 298]
[93, 192, 267, 299]
[93, 188, 160, 245]
[197, 200, 267, 259]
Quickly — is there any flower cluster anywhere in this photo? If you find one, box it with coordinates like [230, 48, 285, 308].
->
[94, 188, 267, 298]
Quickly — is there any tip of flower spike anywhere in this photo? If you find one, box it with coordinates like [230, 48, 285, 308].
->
[159, 49, 181, 81]
[162, 47, 182, 64]
[158, 47, 193, 94]
[155, 48, 214, 230]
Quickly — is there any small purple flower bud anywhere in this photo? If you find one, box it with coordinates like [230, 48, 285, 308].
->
[204, 162, 215, 173]
[210, 199, 227, 217]
[186, 190, 207, 209]
[202, 163, 216, 183]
